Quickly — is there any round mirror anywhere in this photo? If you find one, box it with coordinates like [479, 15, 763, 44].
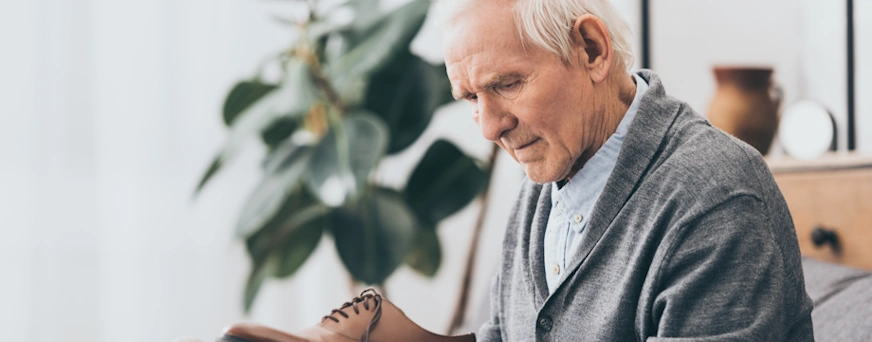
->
[778, 100, 836, 160]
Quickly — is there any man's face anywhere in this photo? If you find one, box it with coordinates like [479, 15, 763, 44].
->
[444, 0, 605, 184]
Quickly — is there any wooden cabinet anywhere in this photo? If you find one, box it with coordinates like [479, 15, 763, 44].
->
[768, 153, 872, 271]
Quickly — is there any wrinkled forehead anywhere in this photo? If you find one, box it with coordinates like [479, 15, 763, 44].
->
[437, 0, 515, 28]
[442, 0, 523, 65]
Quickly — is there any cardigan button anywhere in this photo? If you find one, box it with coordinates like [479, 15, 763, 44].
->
[538, 315, 553, 331]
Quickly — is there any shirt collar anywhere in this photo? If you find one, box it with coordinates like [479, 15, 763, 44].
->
[616, 74, 649, 137]
[550, 74, 649, 232]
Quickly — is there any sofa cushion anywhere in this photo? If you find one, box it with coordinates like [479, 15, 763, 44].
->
[802, 257, 872, 341]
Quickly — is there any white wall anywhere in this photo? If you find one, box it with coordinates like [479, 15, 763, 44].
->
[1, 1, 101, 340]
[0, 1, 38, 341]
[651, 0, 805, 147]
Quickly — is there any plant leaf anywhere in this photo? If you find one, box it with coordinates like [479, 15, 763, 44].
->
[227, 59, 318, 144]
[236, 139, 314, 238]
[353, 0, 381, 30]
[242, 249, 275, 313]
[223, 81, 279, 126]
[273, 205, 328, 277]
[324, 0, 431, 106]
[305, 112, 388, 207]
[260, 117, 299, 150]
[405, 140, 487, 225]
[331, 188, 417, 284]
[365, 51, 453, 154]
[243, 188, 321, 263]
[194, 155, 222, 195]
[195, 58, 320, 195]
[307, 16, 357, 48]
[272, 58, 323, 116]
[241, 189, 325, 311]
[404, 225, 441, 277]
[322, 31, 353, 66]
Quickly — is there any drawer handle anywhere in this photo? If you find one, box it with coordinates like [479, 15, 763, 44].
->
[811, 226, 841, 254]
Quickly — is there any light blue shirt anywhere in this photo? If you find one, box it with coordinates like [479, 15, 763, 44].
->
[543, 74, 649, 293]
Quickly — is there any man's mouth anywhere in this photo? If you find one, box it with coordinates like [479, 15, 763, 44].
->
[513, 138, 540, 151]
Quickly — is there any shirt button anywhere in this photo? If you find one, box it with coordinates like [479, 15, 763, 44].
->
[574, 214, 583, 223]
[538, 315, 553, 331]
[552, 264, 560, 275]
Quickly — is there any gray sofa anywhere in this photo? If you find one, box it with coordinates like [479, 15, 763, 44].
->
[802, 257, 872, 341]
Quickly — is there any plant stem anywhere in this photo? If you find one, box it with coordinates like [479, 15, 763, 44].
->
[447, 143, 500, 335]
[293, 25, 346, 114]
[308, 62, 347, 114]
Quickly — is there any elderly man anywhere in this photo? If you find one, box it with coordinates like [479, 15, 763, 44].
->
[217, 0, 814, 341]
[442, 0, 814, 340]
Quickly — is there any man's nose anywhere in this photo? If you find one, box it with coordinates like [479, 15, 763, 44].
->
[477, 97, 516, 142]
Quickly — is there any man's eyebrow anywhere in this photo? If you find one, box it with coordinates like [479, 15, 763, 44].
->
[452, 73, 524, 100]
[451, 87, 469, 100]
[481, 73, 523, 89]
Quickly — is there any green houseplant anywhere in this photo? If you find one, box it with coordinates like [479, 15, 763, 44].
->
[195, 0, 489, 311]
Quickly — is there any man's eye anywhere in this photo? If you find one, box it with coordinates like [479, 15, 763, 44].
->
[499, 81, 520, 90]
[466, 94, 478, 103]
[494, 81, 522, 97]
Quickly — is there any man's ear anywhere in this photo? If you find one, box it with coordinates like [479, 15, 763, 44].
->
[571, 14, 612, 83]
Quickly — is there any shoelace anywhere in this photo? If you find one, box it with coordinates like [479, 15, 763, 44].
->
[321, 288, 383, 342]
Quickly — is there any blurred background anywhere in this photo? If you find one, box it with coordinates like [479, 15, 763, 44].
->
[1, 0, 870, 341]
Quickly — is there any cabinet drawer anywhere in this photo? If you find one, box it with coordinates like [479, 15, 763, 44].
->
[772, 167, 872, 271]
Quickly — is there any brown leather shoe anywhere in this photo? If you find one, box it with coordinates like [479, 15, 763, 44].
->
[219, 288, 475, 342]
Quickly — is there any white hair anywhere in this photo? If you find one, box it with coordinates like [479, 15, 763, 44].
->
[438, 0, 635, 72]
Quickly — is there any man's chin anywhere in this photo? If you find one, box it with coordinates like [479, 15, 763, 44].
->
[521, 165, 564, 185]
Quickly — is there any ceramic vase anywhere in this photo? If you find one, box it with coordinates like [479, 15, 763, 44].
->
[707, 66, 781, 155]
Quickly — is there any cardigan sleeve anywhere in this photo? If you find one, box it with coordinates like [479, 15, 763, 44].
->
[646, 195, 814, 341]
[476, 272, 504, 342]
